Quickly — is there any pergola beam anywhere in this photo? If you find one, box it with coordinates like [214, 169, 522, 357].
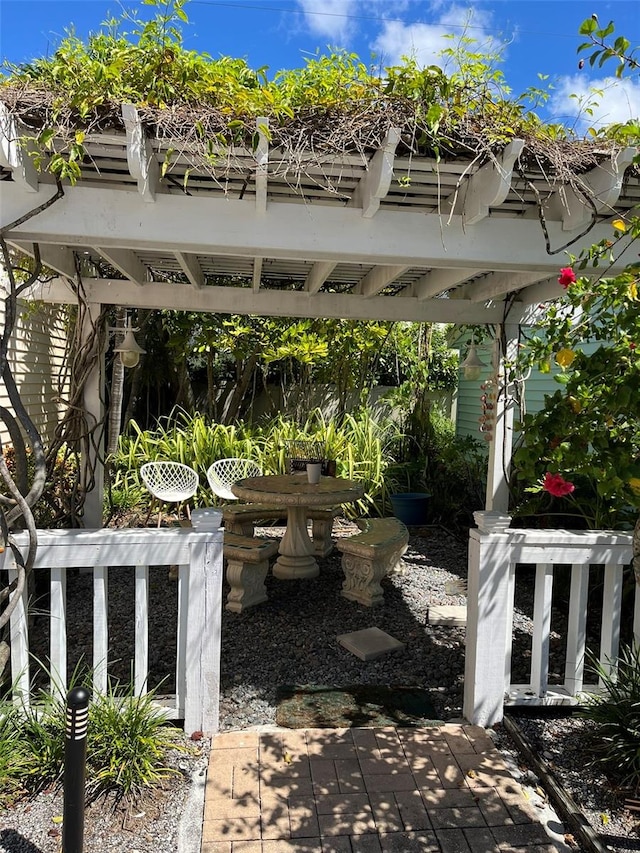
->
[349, 127, 401, 218]
[447, 140, 524, 224]
[25, 277, 510, 324]
[121, 103, 160, 203]
[0, 103, 38, 192]
[3, 183, 632, 276]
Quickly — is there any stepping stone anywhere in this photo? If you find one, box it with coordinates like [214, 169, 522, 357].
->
[337, 627, 405, 661]
[428, 605, 467, 626]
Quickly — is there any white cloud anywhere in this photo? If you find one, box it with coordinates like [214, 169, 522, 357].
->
[372, 4, 495, 69]
[548, 74, 640, 129]
[295, 0, 359, 42]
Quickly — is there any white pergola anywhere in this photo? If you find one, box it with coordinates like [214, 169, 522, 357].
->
[1, 103, 638, 524]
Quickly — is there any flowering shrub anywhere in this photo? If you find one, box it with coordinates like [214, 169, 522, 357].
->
[511, 218, 640, 530]
[542, 472, 575, 497]
[558, 267, 577, 288]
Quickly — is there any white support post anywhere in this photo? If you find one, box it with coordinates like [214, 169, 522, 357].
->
[82, 302, 105, 528]
[184, 533, 224, 734]
[485, 324, 518, 513]
[463, 513, 513, 726]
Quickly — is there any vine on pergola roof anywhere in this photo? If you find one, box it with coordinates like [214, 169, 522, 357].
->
[0, 0, 637, 198]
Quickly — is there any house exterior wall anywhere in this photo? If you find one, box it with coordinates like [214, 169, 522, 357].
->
[455, 340, 599, 443]
[0, 282, 69, 448]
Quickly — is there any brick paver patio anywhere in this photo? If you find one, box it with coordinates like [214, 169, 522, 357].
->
[201, 724, 559, 852]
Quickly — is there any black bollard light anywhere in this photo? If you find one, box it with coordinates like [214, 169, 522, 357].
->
[62, 686, 90, 853]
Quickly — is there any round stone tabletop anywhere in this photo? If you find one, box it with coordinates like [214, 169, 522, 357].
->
[231, 473, 364, 507]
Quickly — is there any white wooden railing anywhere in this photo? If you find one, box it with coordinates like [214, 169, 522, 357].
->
[3, 528, 224, 734]
[464, 511, 635, 726]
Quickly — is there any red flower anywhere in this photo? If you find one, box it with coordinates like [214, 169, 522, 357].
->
[630, 342, 637, 350]
[543, 471, 575, 497]
[558, 267, 577, 289]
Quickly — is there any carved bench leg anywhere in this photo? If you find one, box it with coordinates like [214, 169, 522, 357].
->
[225, 558, 269, 612]
[340, 553, 387, 607]
[311, 516, 335, 558]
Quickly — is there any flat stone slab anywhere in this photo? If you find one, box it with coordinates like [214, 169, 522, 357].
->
[428, 604, 467, 626]
[337, 627, 405, 661]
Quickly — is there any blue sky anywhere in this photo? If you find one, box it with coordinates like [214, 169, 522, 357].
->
[1, 0, 639, 129]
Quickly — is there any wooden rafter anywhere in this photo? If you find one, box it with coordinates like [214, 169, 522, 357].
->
[254, 117, 269, 213]
[0, 103, 38, 192]
[559, 146, 637, 231]
[413, 268, 481, 300]
[305, 262, 336, 294]
[349, 127, 401, 218]
[121, 103, 159, 203]
[252, 258, 263, 290]
[93, 247, 147, 284]
[176, 251, 205, 289]
[355, 265, 408, 297]
[447, 140, 524, 225]
[10, 240, 76, 279]
[463, 271, 550, 303]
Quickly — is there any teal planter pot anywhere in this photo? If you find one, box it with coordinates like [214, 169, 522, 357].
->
[390, 493, 431, 526]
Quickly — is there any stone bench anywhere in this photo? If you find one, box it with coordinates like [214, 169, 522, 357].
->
[222, 503, 283, 536]
[222, 503, 339, 556]
[223, 531, 279, 613]
[336, 517, 409, 607]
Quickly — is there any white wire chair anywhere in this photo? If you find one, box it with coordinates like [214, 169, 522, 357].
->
[140, 461, 199, 526]
[206, 458, 262, 502]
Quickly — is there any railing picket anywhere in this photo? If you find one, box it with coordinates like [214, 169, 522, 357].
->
[504, 562, 516, 691]
[634, 582, 640, 648]
[93, 566, 109, 694]
[8, 565, 30, 707]
[134, 565, 149, 696]
[531, 564, 553, 697]
[50, 567, 67, 696]
[600, 563, 623, 681]
[564, 564, 589, 694]
[175, 564, 189, 718]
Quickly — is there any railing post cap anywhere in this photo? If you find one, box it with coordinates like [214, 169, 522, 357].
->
[473, 511, 512, 533]
[67, 686, 91, 708]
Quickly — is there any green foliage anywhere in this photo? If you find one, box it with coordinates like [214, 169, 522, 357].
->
[0, 706, 31, 805]
[511, 217, 640, 530]
[580, 643, 640, 793]
[109, 406, 403, 518]
[3, 0, 632, 187]
[86, 684, 184, 801]
[0, 675, 188, 805]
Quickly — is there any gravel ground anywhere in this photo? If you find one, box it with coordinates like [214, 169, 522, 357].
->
[2, 519, 638, 852]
